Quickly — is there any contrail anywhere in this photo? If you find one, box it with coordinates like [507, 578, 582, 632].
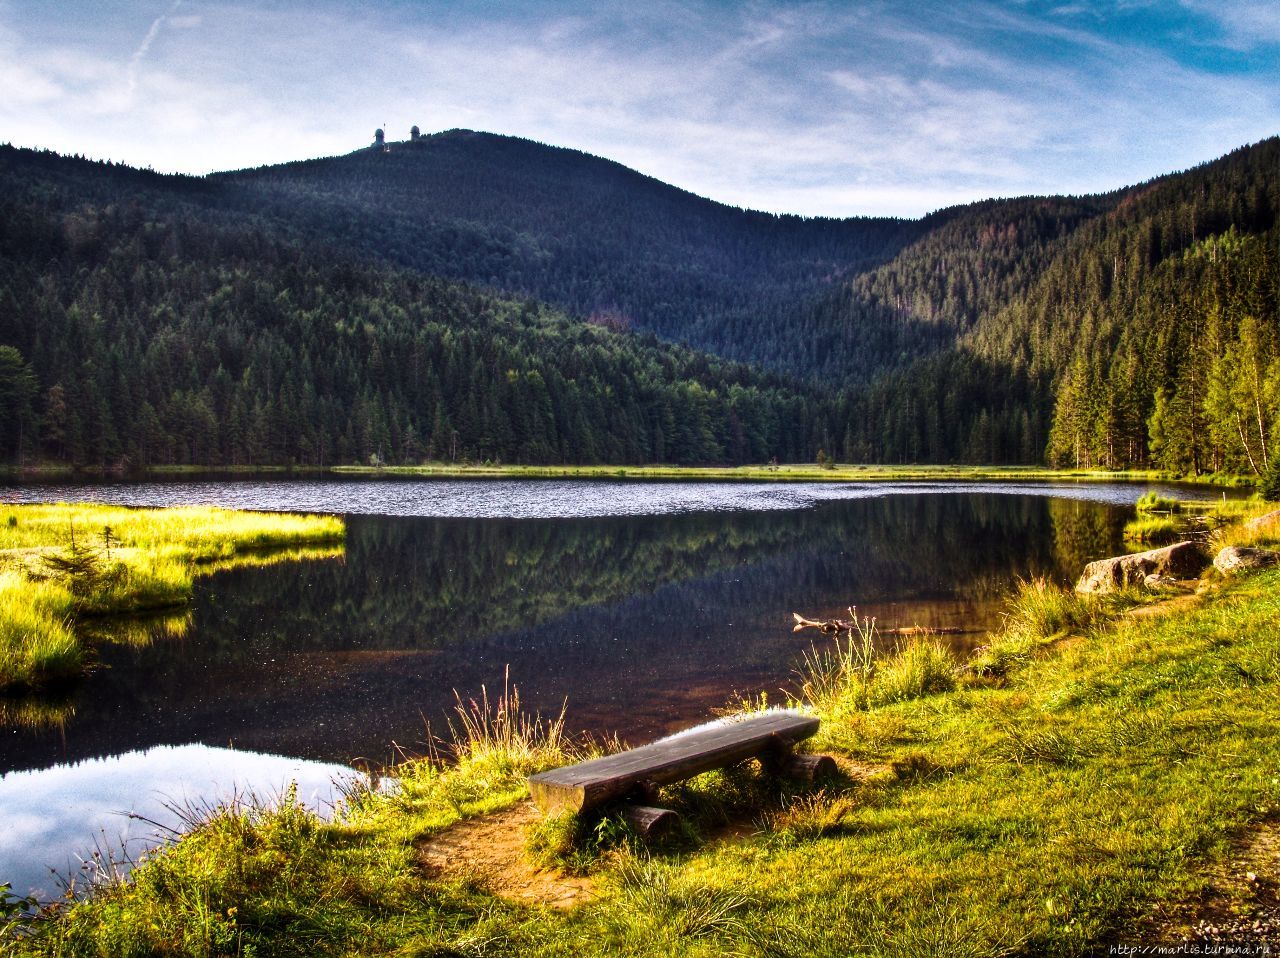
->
[127, 0, 184, 94]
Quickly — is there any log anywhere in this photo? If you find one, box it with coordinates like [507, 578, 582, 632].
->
[781, 753, 837, 782]
[622, 805, 679, 838]
[791, 612, 975, 636]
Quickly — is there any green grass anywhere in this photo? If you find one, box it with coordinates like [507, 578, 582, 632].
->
[1122, 515, 1181, 544]
[0, 503, 343, 690]
[331, 461, 1213, 485]
[7, 530, 1280, 955]
[0, 570, 79, 690]
[1134, 491, 1180, 514]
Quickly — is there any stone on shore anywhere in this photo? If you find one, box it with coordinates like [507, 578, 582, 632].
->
[1213, 545, 1280, 575]
[1075, 542, 1207, 594]
[1244, 509, 1280, 533]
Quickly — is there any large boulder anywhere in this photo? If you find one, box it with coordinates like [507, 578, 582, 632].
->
[1244, 509, 1280, 534]
[1214, 545, 1280, 575]
[1075, 541, 1207, 594]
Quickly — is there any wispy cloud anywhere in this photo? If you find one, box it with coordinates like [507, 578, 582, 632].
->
[0, 0, 1276, 216]
[126, 0, 184, 96]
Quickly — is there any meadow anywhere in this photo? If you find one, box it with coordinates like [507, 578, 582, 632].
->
[331, 462, 1257, 486]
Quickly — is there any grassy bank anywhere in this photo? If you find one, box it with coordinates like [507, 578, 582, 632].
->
[0, 503, 344, 691]
[333, 462, 1250, 486]
[2, 460, 1258, 487]
[6, 517, 1279, 955]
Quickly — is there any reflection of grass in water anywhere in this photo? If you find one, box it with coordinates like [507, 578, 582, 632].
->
[0, 687, 76, 731]
[0, 504, 343, 691]
[198, 545, 346, 577]
[80, 610, 193, 649]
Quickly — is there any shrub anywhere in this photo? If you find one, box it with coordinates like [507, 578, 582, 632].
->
[1261, 460, 1280, 502]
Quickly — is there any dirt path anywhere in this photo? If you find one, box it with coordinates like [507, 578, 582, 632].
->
[416, 801, 595, 909]
[1131, 821, 1280, 945]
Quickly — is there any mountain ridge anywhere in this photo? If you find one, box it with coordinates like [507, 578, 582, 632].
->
[0, 129, 1275, 471]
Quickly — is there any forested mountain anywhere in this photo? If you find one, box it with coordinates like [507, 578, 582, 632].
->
[0, 130, 1275, 472]
[0, 147, 846, 467]
[835, 138, 1279, 471]
[220, 130, 921, 380]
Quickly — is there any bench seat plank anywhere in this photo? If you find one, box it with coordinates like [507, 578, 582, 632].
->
[529, 712, 819, 814]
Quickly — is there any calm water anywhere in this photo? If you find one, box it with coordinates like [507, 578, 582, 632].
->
[0, 479, 1215, 897]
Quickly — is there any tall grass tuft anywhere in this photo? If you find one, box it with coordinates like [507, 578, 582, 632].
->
[797, 613, 957, 720]
[1001, 577, 1095, 640]
[395, 670, 577, 816]
[0, 570, 79, 689]
[1135, 492, 1179, 514]
[1123, 515, 1180, 545]
[970, 578, 1098, 678]
[870, 638, 957, 706]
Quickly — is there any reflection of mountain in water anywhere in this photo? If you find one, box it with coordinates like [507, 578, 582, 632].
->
[2, 493, 1126, 772]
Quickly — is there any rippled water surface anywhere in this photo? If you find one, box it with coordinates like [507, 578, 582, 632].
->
[3, 477, 1209, 517]
[0, 478, 1221, 897]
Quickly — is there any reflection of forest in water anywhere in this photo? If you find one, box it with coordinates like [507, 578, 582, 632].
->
[2, 494, 1126, 771]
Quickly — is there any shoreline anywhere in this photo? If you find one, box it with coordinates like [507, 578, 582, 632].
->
[0, 461, 1258, 489]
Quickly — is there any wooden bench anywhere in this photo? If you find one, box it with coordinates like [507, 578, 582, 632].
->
[528, 712, 835, 833]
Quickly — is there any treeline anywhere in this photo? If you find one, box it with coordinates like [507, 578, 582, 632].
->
[830, 137, 1279, 470]
[0, 153, 846, 467]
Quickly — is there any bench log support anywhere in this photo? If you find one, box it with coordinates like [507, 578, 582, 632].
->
[621, 805, 680, 838]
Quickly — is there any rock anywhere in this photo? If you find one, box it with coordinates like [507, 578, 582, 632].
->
[1244, 509, 1280, 533]
[1075, 541, 1207, 593]
[1213, 545, 1280, 575]
[1143, 573, 1179, 590]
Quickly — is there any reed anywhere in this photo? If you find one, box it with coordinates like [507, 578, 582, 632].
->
[796, 613, 957, 719]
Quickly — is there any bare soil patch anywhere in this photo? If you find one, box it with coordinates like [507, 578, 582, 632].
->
[1116, 820, 1280, 948]
[1123, 590, 1203, 621]
[416, 801, 595, 909]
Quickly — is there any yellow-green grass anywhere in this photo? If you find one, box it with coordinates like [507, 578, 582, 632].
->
[333, 461, 1198, 485]
[0, 570, 78, 691]
[355, 462, 1245, 487]
[10, 546, 1280, 956]
[1121, 515, 1181, 544]
[0, 503, 343, 690]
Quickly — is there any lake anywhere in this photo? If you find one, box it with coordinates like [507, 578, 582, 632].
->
[0, 478, 1217, 897]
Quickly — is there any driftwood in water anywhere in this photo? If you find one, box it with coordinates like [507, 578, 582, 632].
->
[791, 612, 975, 636]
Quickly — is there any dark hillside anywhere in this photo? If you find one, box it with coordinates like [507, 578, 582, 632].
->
[835, 137, 1280, 468]
[0, 145, 844, 468]
[0, 132, 1275, 470]
[219, 130, 924, 378]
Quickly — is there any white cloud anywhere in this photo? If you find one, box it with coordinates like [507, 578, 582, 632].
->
[0, 0, 1275, 216]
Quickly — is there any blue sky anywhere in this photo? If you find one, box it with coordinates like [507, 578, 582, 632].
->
[1, 0, 1277, 216]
